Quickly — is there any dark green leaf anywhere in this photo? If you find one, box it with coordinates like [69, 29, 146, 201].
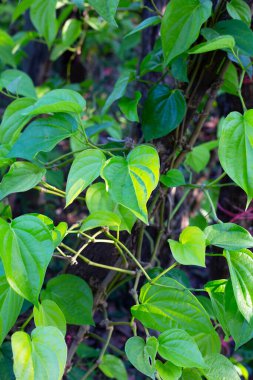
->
[102, 70, 132, 114]
[227, 0, 252, 26]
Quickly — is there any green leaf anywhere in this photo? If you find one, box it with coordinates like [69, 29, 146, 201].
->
[0, 342, 15, 380]
[0, 70, 36, 98]
[30, 0, 58, 47]
[125, 16, 161, 38]
[185, 140, 218, 173]
[0, 30, 16, 68]
[125, 336, 157, 378]
[81, 211, 121, 231]
[21, 89, 86, 116]
[224, 280, 253, 349]
[41, 274, 93, 325]
[8, 114, 78, 161]
[87, 0, 119, 26]
[189, 35, 235, 54]
[202, 354, 240, 380]
[131, 277, 220, 356]
[181, 369, 202, 380]
[0, 215, 54, 305]
[66, 149, 106, 207]
[12, 326, 67, 380]
[155, 360, 182, 380]
[0, 98, 36, 146]
[102, 145, 160, 224]
[99, 354, 127, 380]
[86, 182, 136, 233]
[31, 214, 67, 249]
[102, 70, 132, 114]
[0, 162, 46, 201]
[12, 0, 33, 21]
[161, 0, 212, 64]
[168, 226, 206, 267]
[218, 110, 253, 205]
[158, 329, 206, 368]
[0, 275, 23, 345]
[214, 19, 253, 56]
[225, 249, 253, 323]
[205, 223, 253, 250]
[171, 54, 189, 83]
[221, 63, 239, 96]
[160, 169, 185, 188]
[51, 19, 82, 61]
[227, 0, 252, 26]
[34, 299, 66, 336]
[142, 85, 186, 141]
[118, 91, 141, 122]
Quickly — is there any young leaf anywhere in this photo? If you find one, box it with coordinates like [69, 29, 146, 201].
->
[33, 299, 67, 336]
[227, 0, 252, 26]
[125, 16, 161, 38]
[189, 35, 235, 54]
[160, 169, 185, 188]
[185, 140, 218, 173]
[102, 145, 160, 224]
[158, 329, 206, 368]
[87, 0, 119, 26]
[80, 211, 121, 231]
[21, 89, 86, 116]
[0, 69, 36, 98]
[218, 111, 253, 205]
[161, 0, 212, 64]
[131, 277, 220, 356]
[156, 360, 182, 380]
[202, 354, 240, 380]
[30, 0, 58, 47]
[8, 113, 78, 160]
[205, 223, 253, 250]
[0, 215, 54, 305]
[102, 70, 132, 114]
[225, 249, 253, 323]
[86, 182, 136, 232]
[99, 355, 127, 380]
[0, 162, 46, 201]
[125, 336, 157, 378]
[41, 274, 94, 325]
[0, 275, 23, 345]
[168, 226, 206, 267]
[65, 149, 106, 207]
[12, 327, 67, 380]
[142, 85, 186, 141]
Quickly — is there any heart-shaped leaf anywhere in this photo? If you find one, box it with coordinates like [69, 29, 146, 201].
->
[81, 211, 121, 231]
[34, 299, 66, 336]
[102, 145, 160, 224]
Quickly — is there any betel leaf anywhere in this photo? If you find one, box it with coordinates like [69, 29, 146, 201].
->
[171, 54, 189, 83]
[202, 354, 240, 380]
[125, 336, 157, 378]
[221, 63, 239, 96]
[0, 274, 23, 345]
[31, 214, 67, 249]
[0, 342, 15, 380]
[131, 277, 220, 356]
[168, 226, 206, 267]
[65, 149, 106, 207]
[30, 0, 58, 47]
[156, 360, 182, 380]
[185, 140, 218, 173]
[0, 70, 36, 99]
[125, 16, 161, 38]
[142, 85, 186, 141]
[102, 145, 160, 224]
[225, 249, 253, 323]
[158, 329, 206, 368]
[181, 369, 202, 380]
[0, 215, 54, 306]
[99, 355, 127, 380]
[86, 183, 136, 233]
[205, 223, 253, 250]
[0, 30, 16, 68]
[102, 70, 132, 114]
[189, 35, 235, 54]
[0, 162, 46, 201]
[51, 19, 82, 61]
[87, 0, 119, 26]
[118, 91, 141, 122]
[218, 110, 253, 206]
[33, 299, 67, 336]
[81, 211, 121, 231]
[8, 113, 78, 160]
[161, 0, 212, 64]
[21, 89, 86, 116]
[12, 326, 67, 380]
[224, 279, 253, 349]
[214, 19, 253, 56]
[12, 0, 33, 21]
[41, 274, 93, 325]
[160, 169, 185, 188]
[227, 0, 252, 26]
[0, 97, 36, 146]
